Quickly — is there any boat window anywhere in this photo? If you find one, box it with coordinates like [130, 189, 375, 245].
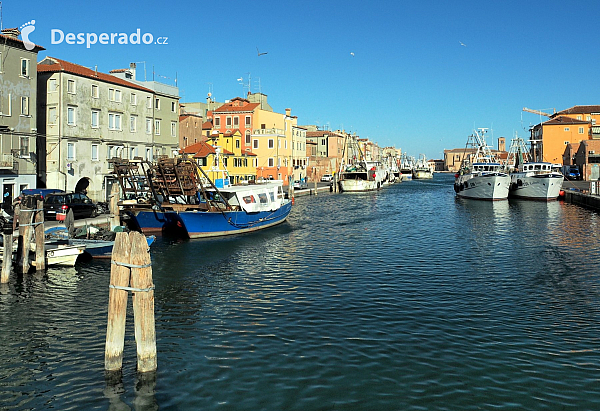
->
[258, 193, 268, 204]
[483, 166, 489, 171]
[269, 192, 275, 202]
[534, 164, 541, 170]
[242, 195, 256, 204]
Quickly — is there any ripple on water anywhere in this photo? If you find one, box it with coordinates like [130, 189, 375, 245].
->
[2, 175, 600, 410]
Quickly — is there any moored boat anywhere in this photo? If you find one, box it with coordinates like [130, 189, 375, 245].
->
[454, 128, 510, 200]
[509, 162, 564, 201]
[412, 154, 434, 179]
[112, 155, 292, 239]
[505, 137, 564, 201]
[339, 160, 387, 192]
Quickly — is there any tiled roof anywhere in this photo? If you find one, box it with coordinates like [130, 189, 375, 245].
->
[213, 100, 260, 113]
[37, 57, 153, 93]
[202, 121, 213, 129]
[544, 116, 590, 125]
[0, 32, 45, 52]
[306, 130, 342, 137]
[553, 105, 600, 116]
[179, 141, 234, 158]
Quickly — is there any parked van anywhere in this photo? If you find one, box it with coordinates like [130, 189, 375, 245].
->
[562, 165, 581, 180]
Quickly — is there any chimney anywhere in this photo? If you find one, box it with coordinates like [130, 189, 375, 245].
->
[285, 108, 291, 117]
[1, 28, 20, 39]
[129, 62, 137, 80]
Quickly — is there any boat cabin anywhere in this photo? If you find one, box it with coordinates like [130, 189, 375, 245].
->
[517, 162, 562, 175]
[472, 163, 503, 173]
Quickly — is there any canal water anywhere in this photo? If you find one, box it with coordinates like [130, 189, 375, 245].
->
[1, 173, 600, 410]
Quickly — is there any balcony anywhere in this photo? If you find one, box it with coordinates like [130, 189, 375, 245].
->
[0, 153, 14, 170]
[252, 128, 285, 136]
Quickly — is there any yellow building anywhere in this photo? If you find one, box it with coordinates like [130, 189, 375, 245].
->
[212, 130, 257, 184]
[180, 130, 256, 185]
[251, 108, 297, 182]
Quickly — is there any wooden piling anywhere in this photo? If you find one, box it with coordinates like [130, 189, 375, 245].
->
[65, 209, 75, 238]
[314, 180, 318, 195]
[110, 184, 120, 230]
[34, 198, 45, 271]
[105, 231, 131, 372]
[1, 232, 12, 283]
[19, 196, 33, 274]
[105, 231, 156, 373]
[130, 231, 156, 373]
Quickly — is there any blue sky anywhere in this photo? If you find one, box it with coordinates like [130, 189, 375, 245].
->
[5, 0, 600, 159]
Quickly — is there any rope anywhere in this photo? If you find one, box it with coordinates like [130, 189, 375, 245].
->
[111, 260, 152, 269]
[109, 284, 155, 293]
[18, 221, 44, 227]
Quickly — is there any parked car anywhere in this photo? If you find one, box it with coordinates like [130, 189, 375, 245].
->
[293, 180, 308, 190]
[321, 174, 333, 182]
[43, 192, 97, 220]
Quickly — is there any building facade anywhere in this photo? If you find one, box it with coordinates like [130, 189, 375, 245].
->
[37, 57, 173, 202]
[0, 28, 44, 207]
[530, 116, 590, 165]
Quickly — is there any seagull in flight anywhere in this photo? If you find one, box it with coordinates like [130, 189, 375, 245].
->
[350, 52, 355, 57]
[459, 41, 467, 47]
[257, 47, 268, 56]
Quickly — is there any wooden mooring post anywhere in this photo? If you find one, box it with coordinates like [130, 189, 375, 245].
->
[109, 183, 120, 230]
[105, 231, 156, 373]
[34, 198, 45, 271]
[17, 195, 35, 274]
[1, 218, 12, 283]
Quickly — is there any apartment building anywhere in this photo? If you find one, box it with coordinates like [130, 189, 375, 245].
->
[37, 57, 156, 201]
[0, 28, 44, 206]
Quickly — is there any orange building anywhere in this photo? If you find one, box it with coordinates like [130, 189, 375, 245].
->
[210, 97, 260, 153]
[530, 116, 590, 164]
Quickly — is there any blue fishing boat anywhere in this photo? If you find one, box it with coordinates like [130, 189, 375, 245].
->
[112, 155, 292, 239]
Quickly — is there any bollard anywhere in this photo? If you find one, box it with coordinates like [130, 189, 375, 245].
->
[105, 231, 157, 373]
[314, 180, 318, 196]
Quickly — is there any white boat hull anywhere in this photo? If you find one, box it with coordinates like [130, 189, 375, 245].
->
[45, 245, 85, 267]
[413, 170, 433, 179]
[509, 174, 563, 200]
[339, 178, 379, 192]
[455, 173, 510, 200]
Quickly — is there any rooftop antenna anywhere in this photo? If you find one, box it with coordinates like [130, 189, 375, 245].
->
[0, 2, 3, 31]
